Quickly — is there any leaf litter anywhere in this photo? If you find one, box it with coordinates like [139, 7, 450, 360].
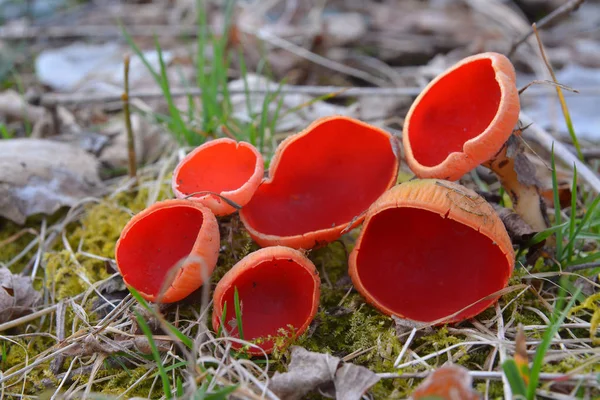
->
[0, 266, 41, 324]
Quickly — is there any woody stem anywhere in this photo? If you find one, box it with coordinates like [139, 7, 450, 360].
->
[484, 141, 548, 232]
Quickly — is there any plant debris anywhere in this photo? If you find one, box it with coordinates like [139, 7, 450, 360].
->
[410, 364, 480, 400]
[0, 267, 41, 323]
[270, 346, 380, 400]
[0, 138, 104, 224]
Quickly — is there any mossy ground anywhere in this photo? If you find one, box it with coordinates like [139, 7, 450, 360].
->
[1, 176, 599, 399]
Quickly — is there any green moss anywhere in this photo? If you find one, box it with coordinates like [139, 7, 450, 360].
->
[476, 381, 504, 399]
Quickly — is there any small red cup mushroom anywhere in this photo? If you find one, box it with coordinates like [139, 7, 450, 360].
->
[403, 52, 547, 231]
[115, 199, 220, 303]
[240, 116, 400, 250]
[349, 179, 514, 324]
[212, 246, 320, 355]
[172, 138, 264, 216]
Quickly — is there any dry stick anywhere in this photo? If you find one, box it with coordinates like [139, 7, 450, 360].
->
[507, 0, 586, 57]
[520, 112, 600, 194]
[566, 261, 600, 273]
[38, 84, 591, 107]
[377, 370, 599, 385]
[0, 343, 79, 384]
[122, 53, 137, 180]
[0, 293, 85, 332]
[0, 25, 199, 40]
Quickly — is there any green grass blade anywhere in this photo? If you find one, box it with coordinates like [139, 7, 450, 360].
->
[217, 302, 227, 337]
[135, 311, 172, 399]
[120, 25, 161, 84]
[525, 221, 569, 248]
[234, 287, 244, 340]
[551, 144, 563, 260]
[176, 376, 184, 397]
[566, 164, 578, 261]
[563, 195, 600, 256]
[13, 73, 31, 136]
[526, 281, 581, 400]
[0, 123, 12, 139]
[154, 36, 190, 143]
[128, 287, 194, 349]
[502, 359, 528, 397]
[566, 251, 600, 266]
[204, 385, 239, 400]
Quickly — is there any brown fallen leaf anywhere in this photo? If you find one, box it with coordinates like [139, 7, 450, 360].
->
[0, 138, 104, 224]
[493, 205, 537, 245]
[0, 267, 41, 324]
[334, 362, 381, 400]
[410, 364, 481, 400]
[270, 346, 379, 400]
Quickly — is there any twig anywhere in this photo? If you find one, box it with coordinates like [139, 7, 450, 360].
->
[566, 262, 600, 273]
[38, 84, 593, 107]
[0, 293, 84, 332]
[377, 371, 599, 386]
[507, 0, 586, 57]
[122, 53, 137, 180]
[518, 80, 579, 96]
[0, 25, 198, 40]
[520, 112, 600, 193]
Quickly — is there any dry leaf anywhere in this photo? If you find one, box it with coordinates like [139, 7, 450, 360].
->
[0, 138, 104, 224]
[0, 267, 41, 324]
[334, 362, 381, 400]
[493, 205, 537, 244]
[270, 346, 379, 400]
[410, 364, 480, 400]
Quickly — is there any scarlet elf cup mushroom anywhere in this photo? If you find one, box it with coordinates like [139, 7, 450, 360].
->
[115, 199, 220, 303]
[349, 180, 514, 323]
[212, 246, 320, 355]
[240, 115, 400, 250]
[403, 52, 548, 231]
[172, 138, 264, 216]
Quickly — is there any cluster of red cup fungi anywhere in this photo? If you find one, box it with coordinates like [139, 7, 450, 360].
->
[115, 52, 522, 355]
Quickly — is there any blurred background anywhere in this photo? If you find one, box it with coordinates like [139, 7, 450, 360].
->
[1, 0, 599, 175]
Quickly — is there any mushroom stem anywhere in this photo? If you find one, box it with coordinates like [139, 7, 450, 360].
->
[484, 136, 548, 232]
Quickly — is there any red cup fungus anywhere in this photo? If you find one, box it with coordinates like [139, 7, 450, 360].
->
[239, 115, 400, 250]
[212, 246, 320, 355]
[402, 52, 547, 231]
[403, 52, 519, 181]
[115, 199, 220, 303]
[172, 138, 264, 216]
[349, 179, 514, 324]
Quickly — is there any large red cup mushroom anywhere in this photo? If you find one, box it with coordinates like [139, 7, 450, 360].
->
[115, 199, 220, 303]
[212, 246, 320, 355]
[240, 116, 400, 250]
[403, 52, 547, 231]
[172, 138, 264, 216]
[349, 179, 514, 323]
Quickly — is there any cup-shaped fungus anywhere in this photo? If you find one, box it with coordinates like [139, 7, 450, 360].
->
[212, 246, 320, 355]
[115, 199, 220, 303]
[240, 116, 400, 249]
[172, 138, 264, 216]
[349, 179, 514, 323]
[403, 52, 547, 231]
